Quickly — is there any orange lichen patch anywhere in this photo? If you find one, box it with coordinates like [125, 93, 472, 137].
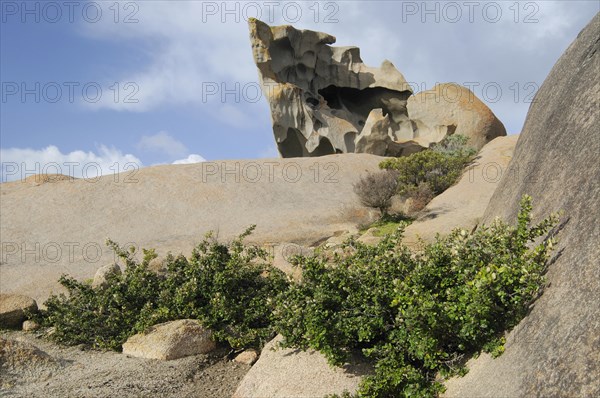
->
[23, 174, 74, 185]
[266, 83, 301, 102]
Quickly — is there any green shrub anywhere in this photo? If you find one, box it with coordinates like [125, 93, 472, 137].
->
[430, 134, 477, 158]
[41, 245, 161, 350]
[38, 195, 559, 397]
[134, 227, 289, 349]
[275, 195, 558, 397]
[380, 134, 476, 198]
[39, 226, 289, 351]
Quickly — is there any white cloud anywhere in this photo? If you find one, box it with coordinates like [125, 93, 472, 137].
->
[173, 154, 207, 164]
[0, 145, 142, 182]
[136, 131, 187, 157]
[77, 0, 598, 137]
[80, 2, 258, 113]
[76, 2, 389, 115]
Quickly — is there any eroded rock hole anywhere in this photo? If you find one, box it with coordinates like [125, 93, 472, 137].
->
[318, 85, 410, 129]
[310, 137, 336, 157]
[344, 132, 357, 152]
[278, 128, 307, 157]
[270, 37, 294, 74]
[306, 97, 319, 107]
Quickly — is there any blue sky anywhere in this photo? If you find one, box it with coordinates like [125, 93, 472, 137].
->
[1, 1, 598, 181]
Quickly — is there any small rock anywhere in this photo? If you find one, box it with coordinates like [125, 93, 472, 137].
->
[24, 174, 73, 185]
[43, 327, 56, 338]
[76, 344, 88, 351]
[323, 231, 354, 249]
[147, 257, 167, 276]
[122, 319, 216, 360]
[92, 263, 122, 289]
[357, 228, 382, 246]
[270, 243, 312, 280]
[234, 349, 258, 365]
[22, 320, 40, 332]
[0, 294, 38, 329]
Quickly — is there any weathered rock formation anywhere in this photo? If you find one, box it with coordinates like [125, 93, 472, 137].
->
[249, 19, 506, 157]
[444, 12, 600, 397]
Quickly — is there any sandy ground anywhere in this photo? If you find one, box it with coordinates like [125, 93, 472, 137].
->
[0, 330, 249, 398]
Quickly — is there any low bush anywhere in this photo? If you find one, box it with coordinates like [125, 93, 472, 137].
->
[39, 226, 289, 351]
[274, 195, 558, 397]
[134, 227, 289, 349]
[41, 244, 161, 350]
[430, 134, 476, 158]
[380, 135, 476, 199]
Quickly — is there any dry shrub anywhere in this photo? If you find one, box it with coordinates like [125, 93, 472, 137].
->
[353, 170, 399, 216]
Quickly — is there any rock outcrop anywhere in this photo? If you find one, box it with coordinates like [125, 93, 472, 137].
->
[249, 19, 506, 157]
[0, 294, 37, 329]
[0, 154, 382, 304]
[122, 319, 215, 360]
[233, 349, 258, 365]
[233, 334, 370, 398]
[444, 12, 600, 397]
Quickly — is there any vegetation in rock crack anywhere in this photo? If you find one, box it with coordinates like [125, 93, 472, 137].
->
[274, 195, 559, 397]
[38, 226, 289, 351]
[359, 213, 414, 237]
[380, 134, 477, 200]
